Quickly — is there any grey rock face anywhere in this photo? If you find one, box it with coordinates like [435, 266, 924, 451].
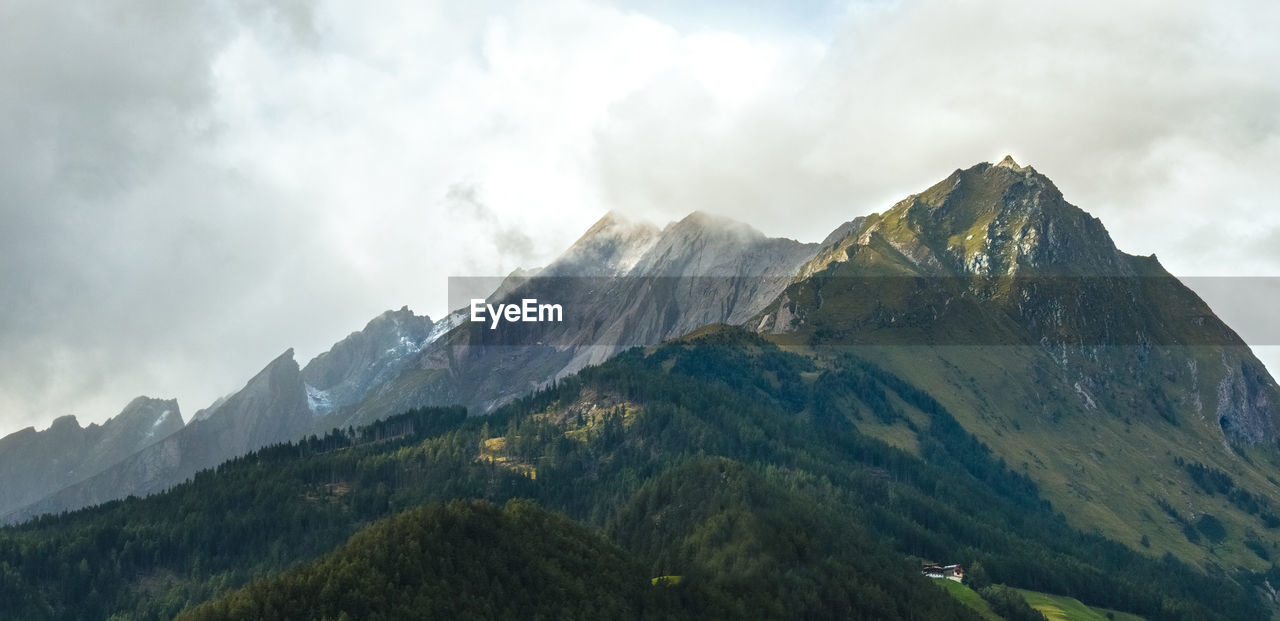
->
[83, 397, 184, 469]
[1216, 356, 1278, 444]
[190, 349, 313, 453]
[301, 307, 435, 416]
[0, 396, 182, 518]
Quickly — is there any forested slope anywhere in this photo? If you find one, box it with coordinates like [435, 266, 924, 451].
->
[0, 330, 1269, 619]
[177, 499, 671, 621]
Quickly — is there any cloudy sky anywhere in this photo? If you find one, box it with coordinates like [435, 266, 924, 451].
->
[2, 0, 1278, 435]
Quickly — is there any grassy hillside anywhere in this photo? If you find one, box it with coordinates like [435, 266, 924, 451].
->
[938, 580, 1149, 621]
[936, 580, 1003, 621]
[838, 344, 1280, 572]
[1015, 589, 1147, 621]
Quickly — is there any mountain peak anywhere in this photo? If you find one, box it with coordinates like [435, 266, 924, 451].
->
[665, 211, 766, 244]
[366, 306, 431, 332]
[195, 349, 300, 423]
[580, 210, 656, 239]
[677, 210, 722, 225]
[47, 414, 80, 432]
[792, 159, 1126, 279]
[674, 210, 757, 229]
[590, 209, 627, 228]
[115, 396, 182, 428]
[995, 154, 1022, 170]
[551, 211, 661, 277]
[302, 304, 437, 413]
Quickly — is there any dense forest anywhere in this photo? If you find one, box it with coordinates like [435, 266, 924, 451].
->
[177, 499, 672, 621]
[0, 328, 1272, 619]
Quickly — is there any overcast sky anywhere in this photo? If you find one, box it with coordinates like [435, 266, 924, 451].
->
[2, 0, 1278, 435]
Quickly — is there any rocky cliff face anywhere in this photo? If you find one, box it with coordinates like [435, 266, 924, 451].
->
[0, 396, 182, 517]
[190, 349, 313, 453]
[1215, 356, 1277, 444]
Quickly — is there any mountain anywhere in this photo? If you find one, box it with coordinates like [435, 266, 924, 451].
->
[764, 156, 1253, 356]
[756, 156, 1280, 570]
[330, 210, 820, 427]
[0, 396, 181, 517]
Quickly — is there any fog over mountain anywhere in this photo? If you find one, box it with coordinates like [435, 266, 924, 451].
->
[2, 0, 1278, 435]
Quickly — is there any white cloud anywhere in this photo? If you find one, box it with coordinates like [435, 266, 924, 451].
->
[2, 0, 1278, 434]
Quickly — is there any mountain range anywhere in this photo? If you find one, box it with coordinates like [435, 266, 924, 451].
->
[2, 157, 1279, 619]
[1, 209, 821, 522]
